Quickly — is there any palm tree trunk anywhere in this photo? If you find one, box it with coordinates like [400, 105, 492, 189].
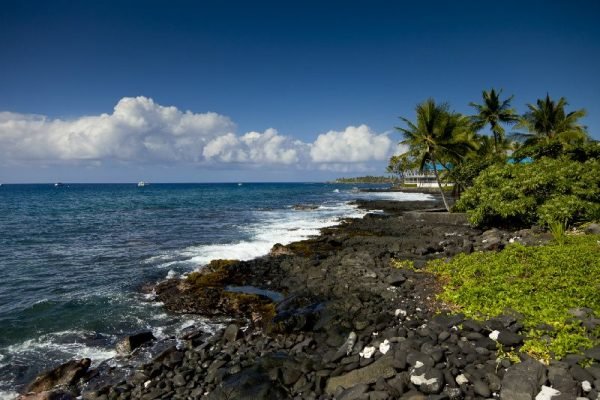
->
[491, 121, 498, 154]
[430, 155, 450, 211]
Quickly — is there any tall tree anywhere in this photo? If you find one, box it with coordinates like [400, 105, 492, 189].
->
[469, 88, 519, 154]
[516, 94, 588, 145]
[396, 99, 477, 211]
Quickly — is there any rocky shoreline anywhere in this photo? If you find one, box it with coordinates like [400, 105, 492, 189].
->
[18, 198, 600, 400]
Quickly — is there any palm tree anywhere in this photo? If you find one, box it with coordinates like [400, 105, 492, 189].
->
[386, 153, 414, 183]
[469, 89, 519, 154]
[516, 94, 588, 145]
[396, 99, 477, 211]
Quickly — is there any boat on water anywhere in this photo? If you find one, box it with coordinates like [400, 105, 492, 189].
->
[137, 181, 146, 187]
[54, 182, 64, 187]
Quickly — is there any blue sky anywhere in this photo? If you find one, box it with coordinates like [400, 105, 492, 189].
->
[0, 0, 599, 183]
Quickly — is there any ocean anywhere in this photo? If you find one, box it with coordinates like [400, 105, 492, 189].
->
[0, 183, 432, 397]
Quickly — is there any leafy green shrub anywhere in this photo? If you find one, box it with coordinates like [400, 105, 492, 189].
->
[446, 154, 505, 192]
[455, 157, 600, 227]
[512, 139, 600, 162]
[427, 234, 600, 361]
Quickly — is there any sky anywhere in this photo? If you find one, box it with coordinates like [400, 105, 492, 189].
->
[0, 0, 599, 183]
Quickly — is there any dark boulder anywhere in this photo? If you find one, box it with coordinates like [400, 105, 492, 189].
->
[497, 330, 524, 347]
[409, 365, 444, 394]
[386, 271, 406, 286]
[584, 346, 600, 362]
[223, 323, 241, 344]
[500, 358, 546, 400]
[208, 367, 286, 400]
[25, 358, 91, 394]
[584, 223, 600, 235]
[325, 355, 395, 394]
[269, 243, 295, 256]
[115, 331, 156, 354]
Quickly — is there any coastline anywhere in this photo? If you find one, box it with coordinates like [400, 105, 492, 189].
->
[360, 187, 454, 195]
[16, 196, 593, 400]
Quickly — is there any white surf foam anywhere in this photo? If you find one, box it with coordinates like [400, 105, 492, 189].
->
[0, 390, 18, 400]
[176, 202, 367, 267]
[4, 330, 117, 367]
[152, 316, 223, 341]
[148, 191, 432, 271]
[353, 191, 435, 201]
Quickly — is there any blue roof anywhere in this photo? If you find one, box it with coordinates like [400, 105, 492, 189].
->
[508, 157, 533, 164]
[423, 162, 453, 171]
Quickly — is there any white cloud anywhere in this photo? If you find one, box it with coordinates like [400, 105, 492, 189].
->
[0, 96, 235, 163]
[393, 143, 410, 156]
[204, 128, 300, 164]
[310, 125, 392, 163]
[0, 97, 396, 173]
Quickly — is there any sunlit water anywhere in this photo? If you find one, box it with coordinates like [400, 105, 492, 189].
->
[0, 182, 432, 396]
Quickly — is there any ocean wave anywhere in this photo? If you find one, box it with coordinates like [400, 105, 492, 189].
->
[5, 330, 118, 367]
[354, 191, 435, 201]
[151, 201, 367, 269]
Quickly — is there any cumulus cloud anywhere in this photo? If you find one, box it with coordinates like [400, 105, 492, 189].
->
[0, 96, 235, 163]
[0, 97, 396, 172]
[203, 128, 300, 164]
[310, 125, 393, 163]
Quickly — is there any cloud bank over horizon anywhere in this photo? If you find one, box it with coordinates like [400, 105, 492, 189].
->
[0, 96, 399, 174]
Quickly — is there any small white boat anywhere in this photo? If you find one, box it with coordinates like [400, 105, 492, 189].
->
[137, 181, 146, 187]
[237, 183, 243, 186]
[54, 182, 64, 187]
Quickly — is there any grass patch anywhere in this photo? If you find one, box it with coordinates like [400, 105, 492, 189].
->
[427, 234, 600, 361]
[391, 259, 418, 271]
[548, 219, 568, 246]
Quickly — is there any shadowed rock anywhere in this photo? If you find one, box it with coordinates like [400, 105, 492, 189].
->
[25, 358, 91, 394]
[325, 354, 396, 394]
[500, 358, 547, 400]
[115, 331, 156, 354]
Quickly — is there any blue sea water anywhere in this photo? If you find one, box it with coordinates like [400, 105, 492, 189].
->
[0, 183, 432, 397]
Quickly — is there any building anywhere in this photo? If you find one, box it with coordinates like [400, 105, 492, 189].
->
[402, 168, 453, 188]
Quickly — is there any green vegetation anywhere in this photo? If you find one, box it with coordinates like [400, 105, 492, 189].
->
[385, 90, 599, 364]
[389, 91, 596, 221]
[427, 234, 600, 361]
[187, 259, 240, 287]
[332, 175, 396, 184]
[512, 138, 600, 163]
[396, 99, 478, 211]
[386, 154, 415, 181]
[514, 94, 587, 147]
[391, 259, 416, 270]
[548, 219, 567, 246]
[469, 88, 519, 154]
[455, 157, 600, 227]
